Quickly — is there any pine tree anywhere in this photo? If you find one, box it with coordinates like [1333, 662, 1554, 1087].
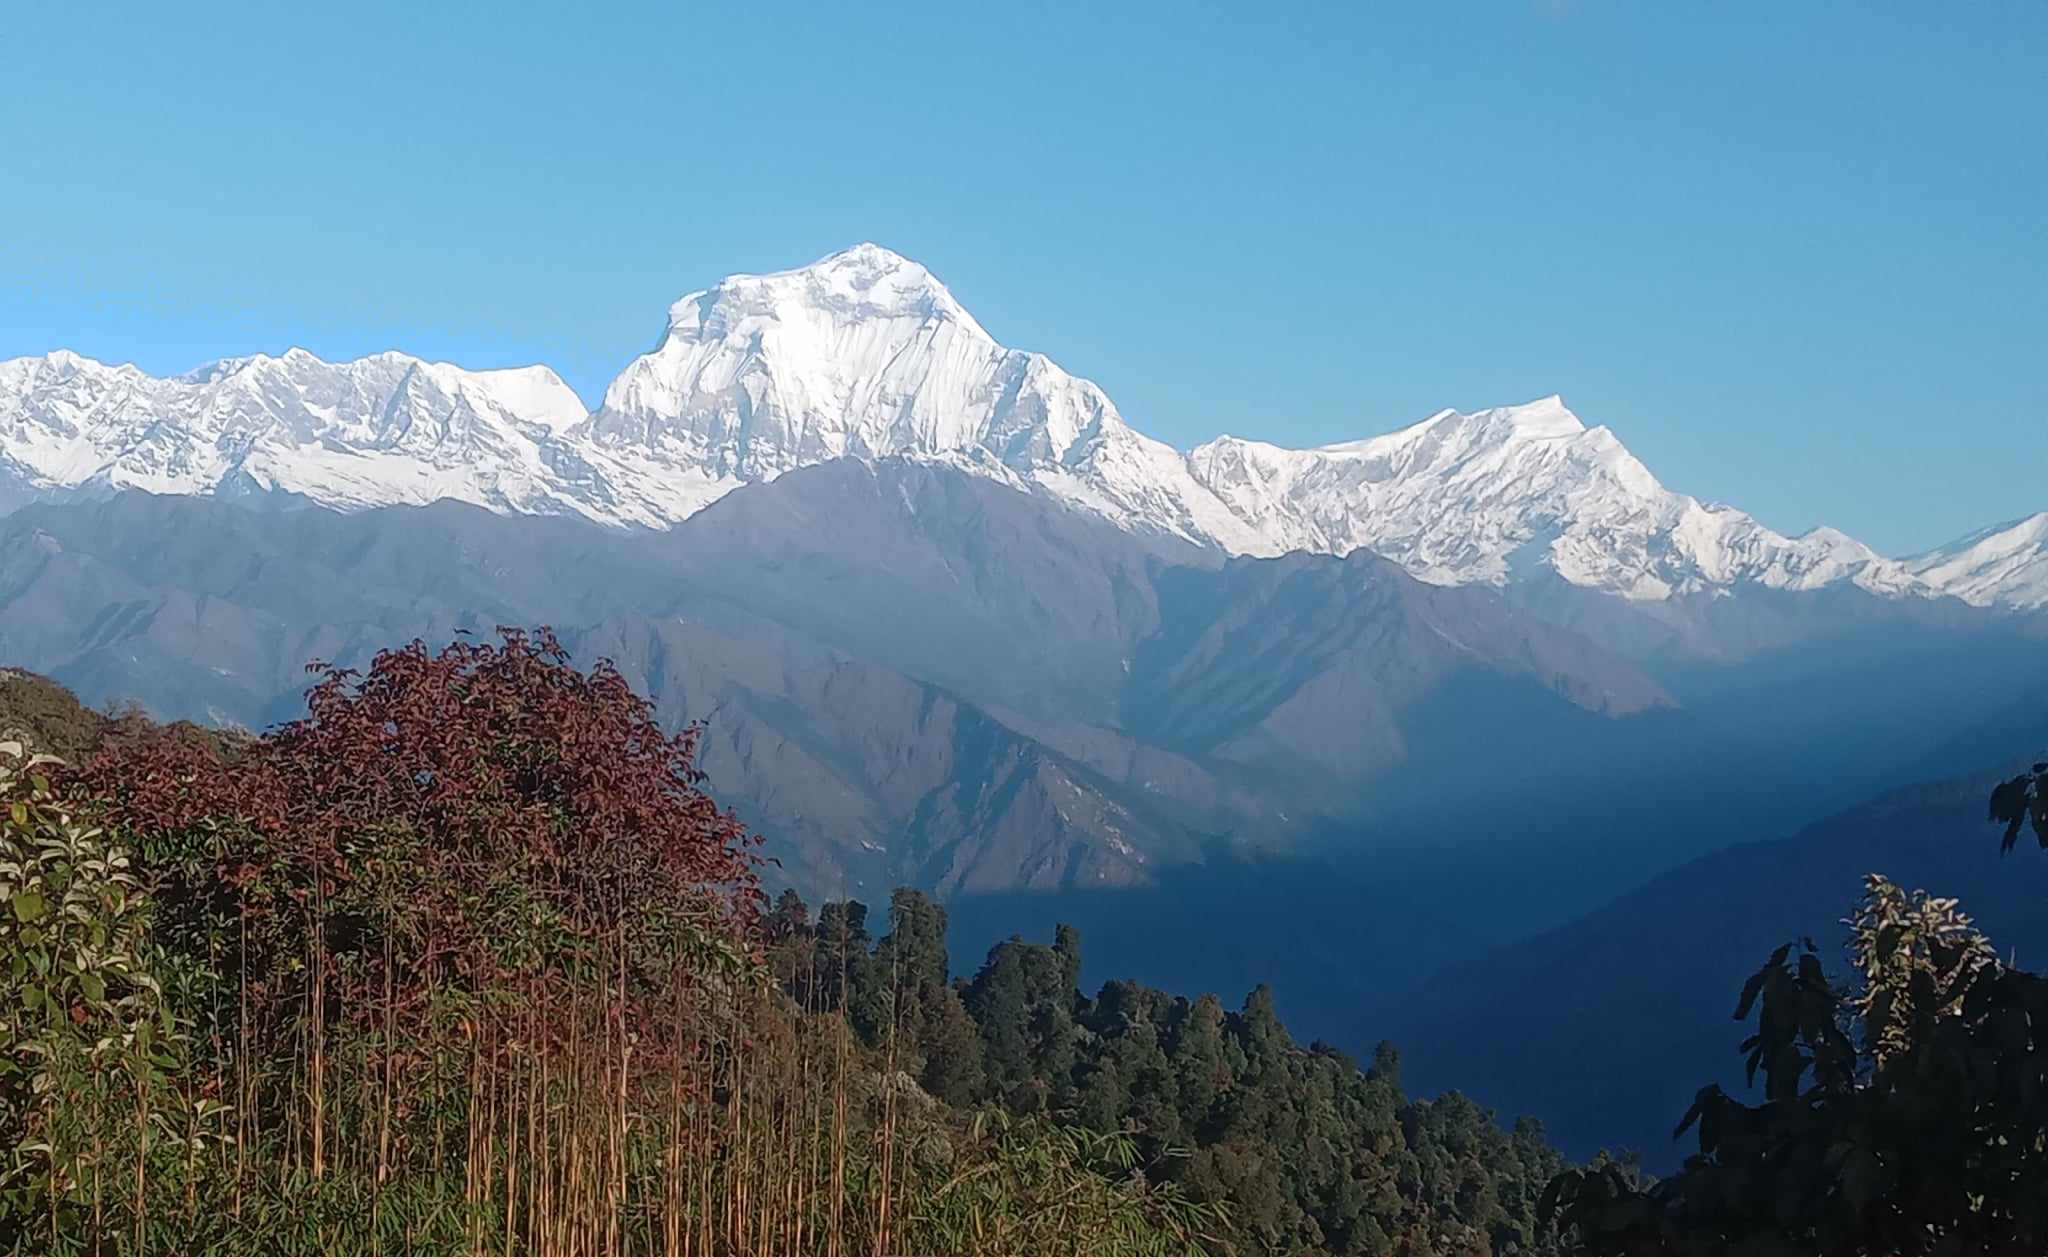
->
[1170, 994, 1231, 1135]
[874, 889, 986, 1101]
[813, 899, 875, 1027]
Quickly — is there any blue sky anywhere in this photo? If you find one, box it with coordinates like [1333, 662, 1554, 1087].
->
[2, 0, 2041, 554]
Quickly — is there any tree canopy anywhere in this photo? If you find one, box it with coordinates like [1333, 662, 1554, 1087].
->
[778, 889, 1571, 1256]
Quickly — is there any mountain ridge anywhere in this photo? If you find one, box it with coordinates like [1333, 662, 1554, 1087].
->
[4, 244, 2042, 610]
[0, 470, 1707, 899]
[1905, 512, 2048, 610]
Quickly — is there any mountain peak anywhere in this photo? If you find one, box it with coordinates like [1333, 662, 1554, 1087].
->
[665, 243, 986, 343]
[1494, 393, 1582, 434]
[1438, 394, 1585, 442]
[591, 237, 1175, 493]
[1, 349, 142, 381]
[771, 241, 937, 297]
[1298, 396, 1583, 462]
[813, 240, 924, 279]
[1905, 512, 2048, 610]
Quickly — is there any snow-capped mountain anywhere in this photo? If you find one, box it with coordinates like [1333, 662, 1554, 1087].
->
[583, 242, 1269, 550]
[1904, 514, 2048, 611]
[1185, 398, 1926, 601]
[0, 243, 2039, 610]
[0, 347, 592, 517]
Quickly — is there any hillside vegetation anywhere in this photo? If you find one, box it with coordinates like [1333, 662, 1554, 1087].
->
[0, 641, 1569, 1256]
[9, 631, 2048, 1255]
[765, 888, 1567, 1256]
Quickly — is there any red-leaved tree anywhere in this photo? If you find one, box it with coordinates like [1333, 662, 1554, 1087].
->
[69, 628, 765, 1201]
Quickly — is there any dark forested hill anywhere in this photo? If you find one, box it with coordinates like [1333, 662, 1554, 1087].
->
[773, 885, 1574, 1256]
[1378, 765, 2048, 1165]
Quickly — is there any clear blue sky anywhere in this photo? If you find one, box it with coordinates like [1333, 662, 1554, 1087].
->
[3, 1, 2042, 554]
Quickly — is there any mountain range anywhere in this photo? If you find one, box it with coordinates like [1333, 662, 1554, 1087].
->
[3, 242, 2046, 1162]
[5, 243, 2043, 615]
[0, 472, 1687, 899]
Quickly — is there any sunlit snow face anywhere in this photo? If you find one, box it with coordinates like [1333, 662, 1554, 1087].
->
[0, 243, 2031, 610]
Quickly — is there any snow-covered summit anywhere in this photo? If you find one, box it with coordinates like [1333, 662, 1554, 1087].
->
[0, 244, 2036, 609]
[0, 347, 597, 516]
[662, 241, 991, 342]
[1904, 513, 2048, 611]
[1183, 395, 1925, 600]
[593, 242, 1067, 475]
[585, 243, 1270, 549]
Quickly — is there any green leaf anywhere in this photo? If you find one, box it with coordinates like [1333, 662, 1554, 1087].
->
[11, 890, 44, 923]
[77, 972, 105, 1004]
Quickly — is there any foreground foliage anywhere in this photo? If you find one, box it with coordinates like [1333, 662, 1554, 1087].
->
[0, 641, 1221, 1255]
[1544, 760, 2048, 1256]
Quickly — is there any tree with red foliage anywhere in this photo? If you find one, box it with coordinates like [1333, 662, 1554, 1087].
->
[70, 627, 766, 1188]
